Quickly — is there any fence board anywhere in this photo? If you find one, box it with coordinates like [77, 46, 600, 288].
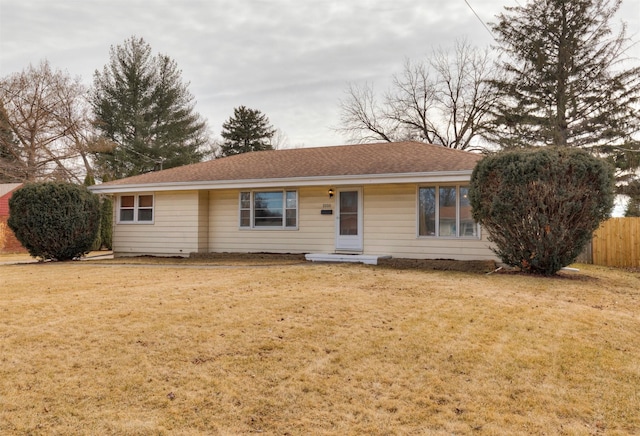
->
[591, 217, 640, 268]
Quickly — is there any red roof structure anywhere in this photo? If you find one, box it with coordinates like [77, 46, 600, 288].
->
[0, 183, 26, 253]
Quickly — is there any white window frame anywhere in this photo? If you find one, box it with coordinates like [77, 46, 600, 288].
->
[239, 190, 298, 230]
[417, 185, 479, 239]
[117, 194, 155, 224]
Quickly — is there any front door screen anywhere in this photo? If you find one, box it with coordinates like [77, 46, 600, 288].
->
[339, 191, 358, 236]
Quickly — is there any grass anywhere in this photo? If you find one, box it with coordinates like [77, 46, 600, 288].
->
[1, 257, 639, 435]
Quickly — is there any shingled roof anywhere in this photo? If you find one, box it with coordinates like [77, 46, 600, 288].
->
[94, 142, 481, 191]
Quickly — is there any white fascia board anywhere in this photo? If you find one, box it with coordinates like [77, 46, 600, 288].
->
[0, 183, 23, 197]
[88, 170, 473, 194]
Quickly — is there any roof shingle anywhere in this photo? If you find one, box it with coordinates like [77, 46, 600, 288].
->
[97, 141, 481, 187]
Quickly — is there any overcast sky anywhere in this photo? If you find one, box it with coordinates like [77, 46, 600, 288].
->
[1, 0, 639, 148]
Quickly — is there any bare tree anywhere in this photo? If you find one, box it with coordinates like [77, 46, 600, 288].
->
[339, 82, 398, 143]
[269, 128, 290, 150]
[0, 61, 95, 182]
[338, 39, 499, 150]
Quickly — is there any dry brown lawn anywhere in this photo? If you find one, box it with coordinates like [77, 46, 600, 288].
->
[1, 256, 639, 435]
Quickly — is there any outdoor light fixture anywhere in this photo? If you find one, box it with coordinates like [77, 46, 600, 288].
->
[328, 188, 334, 198]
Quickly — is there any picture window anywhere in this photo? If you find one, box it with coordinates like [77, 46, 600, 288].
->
[239, 190, 298, 229]
[418, 186, 478, 238]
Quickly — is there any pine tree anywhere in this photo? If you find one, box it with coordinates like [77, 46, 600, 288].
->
[624, 180, 640, 217]
[91, 36, 209, 179]
[219, 106, 276, 157]
[486, 0, 640, 180]
[625, 197, 640, 217]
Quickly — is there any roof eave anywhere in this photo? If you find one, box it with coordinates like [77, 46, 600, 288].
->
[88, 170, 474, 194]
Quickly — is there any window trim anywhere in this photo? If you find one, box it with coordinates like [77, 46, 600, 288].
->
[117, 194, 155, 224]
[417, 185, 480, 239]
[239, 190, 298, 230]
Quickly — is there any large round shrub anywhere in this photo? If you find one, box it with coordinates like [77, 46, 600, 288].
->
[469, 147, 614, 275]
[8, 182, 101, 261]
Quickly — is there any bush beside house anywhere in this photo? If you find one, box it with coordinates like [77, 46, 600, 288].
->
[469, 147, 615, 275]
[8, 183, 101, 261]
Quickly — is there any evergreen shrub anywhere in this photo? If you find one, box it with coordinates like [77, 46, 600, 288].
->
[100, 196, 113, 250]
[8, 182, 100, 261]
[469, 147, 614, 275]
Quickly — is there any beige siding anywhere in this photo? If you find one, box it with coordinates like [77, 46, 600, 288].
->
[111, 184, 496, 260]
[208, 187, 335, 254]
[113, 191, 202, 257]
[207, 184, 496, 261]
[197, 191, 209, 252]
[362, 184, 496, 261]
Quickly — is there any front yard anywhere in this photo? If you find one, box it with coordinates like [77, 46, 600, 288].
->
[1, 258, 638, 434]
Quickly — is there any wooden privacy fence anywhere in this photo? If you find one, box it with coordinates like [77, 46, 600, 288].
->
[585, 217, 640, 268]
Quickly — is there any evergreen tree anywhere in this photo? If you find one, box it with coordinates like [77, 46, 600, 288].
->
[624, 180, 640, 217]
[219, 106, 276, 157]
[625, 197, 640, 217]
[99, 196, 113, 250]
[486, 0, 640, 180]
[91, 36, 209, 179]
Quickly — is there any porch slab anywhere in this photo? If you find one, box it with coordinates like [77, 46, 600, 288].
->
[305, 253, 391, 265]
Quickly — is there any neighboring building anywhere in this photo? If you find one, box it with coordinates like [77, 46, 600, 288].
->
[0, 183, 27, 254]
[89, 141, 496, 262]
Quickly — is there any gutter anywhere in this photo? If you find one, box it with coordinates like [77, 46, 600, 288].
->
[88, 170, 474, 194]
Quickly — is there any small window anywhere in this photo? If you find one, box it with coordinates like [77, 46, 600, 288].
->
[418, 187, 436, 236]
[285, 191, 297, 227]
[439, 187, 457, 237]
[119, 195, 135, 222]
[239, 190, 298, 229]
[239, 192, 251, 227]
[418, 186, 478, 238]
[118, 194, 154, 224]
[459, 187, 477, 237]
[138, 195, 154, 221]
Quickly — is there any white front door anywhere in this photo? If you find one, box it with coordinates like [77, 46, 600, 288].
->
[335, 188, 363, 252]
